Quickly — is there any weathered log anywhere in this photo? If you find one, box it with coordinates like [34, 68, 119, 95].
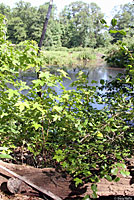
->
[0, 164, 62, 200]
[7, 177, 22, 194]
[0, 160, 134, 199]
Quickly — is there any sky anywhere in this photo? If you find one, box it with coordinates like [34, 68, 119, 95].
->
[0, 0, 133, 20]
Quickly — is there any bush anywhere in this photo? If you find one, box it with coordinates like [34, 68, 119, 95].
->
[0, 14, 134, 199]
[77, 50, 96, 61]
[105, 42, 134, 68]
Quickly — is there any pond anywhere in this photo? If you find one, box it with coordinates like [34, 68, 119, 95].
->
[18, 64, 125, 110]
[19, 64, 125, 93]
[54, 65, 125, 94]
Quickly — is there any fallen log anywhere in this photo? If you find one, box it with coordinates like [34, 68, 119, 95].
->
[0, 159, 134, 199]
[0, 164, 62, 200]
[7, 177, 22, 194]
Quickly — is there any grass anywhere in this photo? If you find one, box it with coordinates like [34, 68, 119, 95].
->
[42, 47, 97, 70]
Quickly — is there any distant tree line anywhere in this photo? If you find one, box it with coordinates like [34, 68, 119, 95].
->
[0, 0, 133, 48]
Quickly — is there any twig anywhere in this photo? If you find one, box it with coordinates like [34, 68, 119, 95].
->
[0, 164, 62, 200]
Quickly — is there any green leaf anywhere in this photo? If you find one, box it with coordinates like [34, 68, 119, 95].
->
[0, 153, 13, 159]
[15, 101, 29, 112]
[105, 25, 109, 28]
[118, 30, 126, 35]
[52, 106, 63, 113]
[116, 154, 122, 160]
[5, 89, 19, 99]
[92, 192, 97, 199]
[114, 177, 120, 182]
[96, 131, 103, 138]
[63, 94, 70, 100]
[32, 122, 42, 130]
[53, 114, 61, 121]
[83, 195, 91, 200]
[91, 184, 97, 192]
[39, 71, 50, 79]
[116, 163, 126, 169]
[91, 80, 97, 84]
[109, 30, 118, 34]
[120, 170, 130, 177]
[57, 69, 69, 78]
[105, 175, 112, 181]
[111, 18, 117, 27]
[105, 126, 111, 132]
[100, 19, 107, 24]
[111, 168, 118, 175]
[55, 149, 63, 155]
[100, 79, 105, 85]
[74, 177, 82, 187]
[32, 79, 44, 86]
[53, 155, 63, 162]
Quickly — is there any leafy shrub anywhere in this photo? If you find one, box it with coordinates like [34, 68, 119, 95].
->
[77, 51, 96, 61]
[0, 14, 134, 199]
[105, 41, 134, 68]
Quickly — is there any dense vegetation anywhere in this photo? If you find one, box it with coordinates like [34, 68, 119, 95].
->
[104, 37, 134, 68]
[0, 0, 133, 49]
[0, 1, 134, 199]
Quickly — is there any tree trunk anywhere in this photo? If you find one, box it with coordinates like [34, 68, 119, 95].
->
[38, 0, 53, 54]
[37, 0, 53, 98]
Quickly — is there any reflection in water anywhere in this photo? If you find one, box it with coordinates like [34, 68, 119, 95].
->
[54, 65, 125, 109]
[20, 65, 124, 92]
[61, 65, 124, 89]
[10, 65, 125, 108]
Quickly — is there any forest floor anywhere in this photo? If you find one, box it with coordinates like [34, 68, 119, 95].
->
[0, 157, 134, 200]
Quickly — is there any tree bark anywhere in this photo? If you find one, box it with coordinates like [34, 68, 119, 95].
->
[38, 0, 53, 54]
[37, 0, 53, 98]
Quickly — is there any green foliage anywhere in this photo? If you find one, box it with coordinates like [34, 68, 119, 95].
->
[0, 1, 133, 48]
[104, 41, 134, 68]
[0, 1, 108, 48]
[0, 147, 13, 159]
[60, 1, 105, 48]
[41, 48, 96, 69]
[110, 2, 134, 42]
[0, 14, 134, 199]
[111, 19, 117, 27]
[77, 50, 96, 61]
[7, 17, 27, 43]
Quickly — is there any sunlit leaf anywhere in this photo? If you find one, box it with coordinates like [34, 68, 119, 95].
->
[120, 170, 130, 177]
[0, 153, 13, 159]
[109, 30, 118, 34]
[111, 168, 118, 175]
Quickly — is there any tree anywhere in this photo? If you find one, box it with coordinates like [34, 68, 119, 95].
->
[6, 0, 58, 46]
[7, 17, 26, 43]
[110, 2, 134, 42]
[44, 19, 62, 47]
[60, 1, 104, 48]
[89, 2, 104, 47]
[0, 3, 11, 18]
[8, 0, 37, 43]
